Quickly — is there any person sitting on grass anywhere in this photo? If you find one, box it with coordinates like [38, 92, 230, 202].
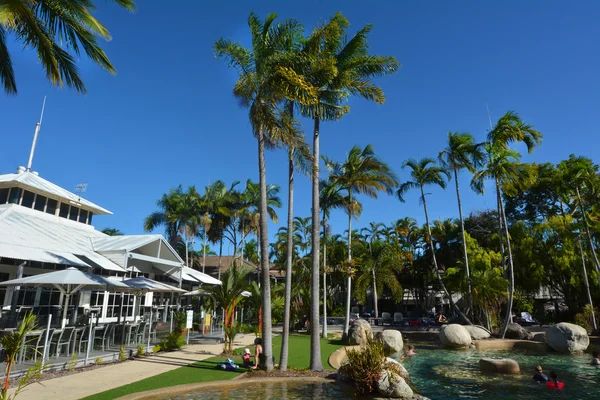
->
[545, 371, 565, 390]
[591, 350, 600, 366]
[250, 338, 263, 370]
[533, 365, 548, 382]
[242, 348, 253, 368]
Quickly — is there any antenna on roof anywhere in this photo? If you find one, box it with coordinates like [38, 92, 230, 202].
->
[74, 183, 88, 202]
[26, 96, 47, 171]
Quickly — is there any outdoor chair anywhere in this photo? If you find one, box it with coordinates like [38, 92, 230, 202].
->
[77, 326, 91, 353]
[381, 312, 393, 325]
[135, 322, 148, 344]
[51, 326, 75, 357]
[94, 323, 113, 351]
[32, 328, 55, 361]
[393, 312, 404, 326]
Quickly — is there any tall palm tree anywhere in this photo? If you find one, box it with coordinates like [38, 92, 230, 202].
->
[1, 0, 135, 94]
[472, 145, 532, 337]
[299, 13, 399, 364]
[101, 228, 123, 236]
[438, 132, 484, 318]
[397, 158, 471, 324]
[484, 110, 541, 335]
[326, 144, 398, 339]
[319, 179, 345, 338]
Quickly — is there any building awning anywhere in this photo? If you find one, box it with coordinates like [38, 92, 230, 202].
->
[155, 265, 221, 285]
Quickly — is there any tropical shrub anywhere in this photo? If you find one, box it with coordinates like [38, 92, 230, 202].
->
[136, 344, 145, 357]
[157, 331, 185, 352]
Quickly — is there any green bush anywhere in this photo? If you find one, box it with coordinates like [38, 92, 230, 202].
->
[157, 331, 186, 352]
[239, 323, 255, 334]
[575, 304, 598, 332]
[136, 344, 145, 357]
[119, 346, 127, 361]
[330, 305, 345, 317]
[339, 338, 411, 395]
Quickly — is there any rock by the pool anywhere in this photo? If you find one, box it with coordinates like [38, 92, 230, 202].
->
[505, 323, 532, 340]
[464, 325, 491, 340]
[479, 358, 520, 374]
[377, 369, 414, 398]
[439, 324, 472, 348]
[532, 332, 546, 342]
[546, 322, 590, 353]
[385, 357, 409, 380]
[347, 319, 372, 346]
[376, 330, 404, 355]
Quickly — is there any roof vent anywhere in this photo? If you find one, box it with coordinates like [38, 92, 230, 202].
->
[17, 166, 26, 174]
[31, 171, 39, 176]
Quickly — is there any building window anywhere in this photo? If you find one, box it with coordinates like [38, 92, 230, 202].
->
[69, 206, 79, 221]
[79, 209, 88, 224]
[46, 199, 57, 215]
[88, 212, 94, 225]
[21, 190, 35, 208]
[0, 188, 8, 204]
[90, 291, 105, 308]
[59, 203, 69, 218]
[8, 188, 21, 204]
[34, 194, 47, 212]
[106, 293, 122, 319]
[0, 273, 9, 306]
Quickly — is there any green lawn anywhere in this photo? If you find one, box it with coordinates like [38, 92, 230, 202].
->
[84, 334, 342, 400]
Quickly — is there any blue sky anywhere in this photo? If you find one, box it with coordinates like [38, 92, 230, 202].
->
[2, 1, 599, 254]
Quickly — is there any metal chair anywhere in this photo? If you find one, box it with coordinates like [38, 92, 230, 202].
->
[393, 312, 404, 326]
[94, 324, 113, 351]
[77, 326, 91, 353]
[51, 326, 75, 357]
[33, 328, 55, 361]
[381, 312, 393, 326]
[135, 322, 147, 344]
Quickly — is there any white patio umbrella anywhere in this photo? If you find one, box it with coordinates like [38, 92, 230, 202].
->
[121, 277, 187, 350]
[0, 267, 131, 328]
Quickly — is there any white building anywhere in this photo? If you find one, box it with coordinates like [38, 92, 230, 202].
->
[0, 167, 207, 327]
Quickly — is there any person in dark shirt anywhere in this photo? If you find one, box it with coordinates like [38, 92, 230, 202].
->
[533, 365, 548, 382]
[591, 350, 600, 366]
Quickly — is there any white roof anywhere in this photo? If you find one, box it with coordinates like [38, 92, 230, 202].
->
[122, 277, 187, 293]
[0, 204, 124, 271]
[93, 235, 167, 253]
[154, 264, 221, 285]
[0, 171, 111, 215]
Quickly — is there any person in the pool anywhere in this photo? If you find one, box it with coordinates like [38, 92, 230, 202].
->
[591, 350, 600, 366]
[545, 371, 565, 390]
[404, 345, 417, 357]
[532, 365, 548, 382]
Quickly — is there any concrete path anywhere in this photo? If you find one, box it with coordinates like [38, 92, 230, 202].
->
[14, 334, 258, 400]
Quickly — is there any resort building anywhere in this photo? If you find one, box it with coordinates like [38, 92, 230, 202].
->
[0, 167, 208, 328]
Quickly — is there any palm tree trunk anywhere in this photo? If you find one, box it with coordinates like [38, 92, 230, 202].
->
[498, 183, 515, 339]
[190, 236, 194, 269]
[280, 146, 295, 371]
[495, 182, 507, 278]
[322, 215, 328, 339]
[421, 186, 471, 325]
[577, 236, 597, 330]
[343, 191, 353, 340]
[454, 167, 473, 319]
[309, 117, 323, 371]
[202, 232, 207, 274]
[576, 186, 600, 289]
[257, 129, 274, 371]
[218, 238, 223, 281]
[372, 268, 379, 319]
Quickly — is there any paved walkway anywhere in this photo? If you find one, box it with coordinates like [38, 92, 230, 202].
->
[14, 334, 258, 400]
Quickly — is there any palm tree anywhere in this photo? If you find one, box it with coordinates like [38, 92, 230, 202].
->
[438, 132, 484, 318]
[299, 13, 399, 364]
[472, 145, 532, 337]
[355, 240, 406, 318]
[216, 11, 316, 368]
[326, 144, 398, 339]
[483, 111, 541, 336]
[101, 228, 123, 236]
[397, 158, 471, 324]
[207, 265, 251, 353]
[319, 179, 345, 338]
[1, 0, 135, 94]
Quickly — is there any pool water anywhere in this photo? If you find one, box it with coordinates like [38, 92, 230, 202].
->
[395, 344, 600, 399]
[163, 381, 357, 400]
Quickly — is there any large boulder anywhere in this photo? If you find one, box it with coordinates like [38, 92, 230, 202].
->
[479, 358, 520, 374]
[532, 332, 546, 342]
[439, 324, 472, 348]
[376, 330, 404, 355]
[464, 325, 491, 340]
[385, 357, 409, 380]
[546, 322, 590, 353]
[377, 369, 414, 398]
[505, 323, 532, 340]
[347, 319, 372, 346]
